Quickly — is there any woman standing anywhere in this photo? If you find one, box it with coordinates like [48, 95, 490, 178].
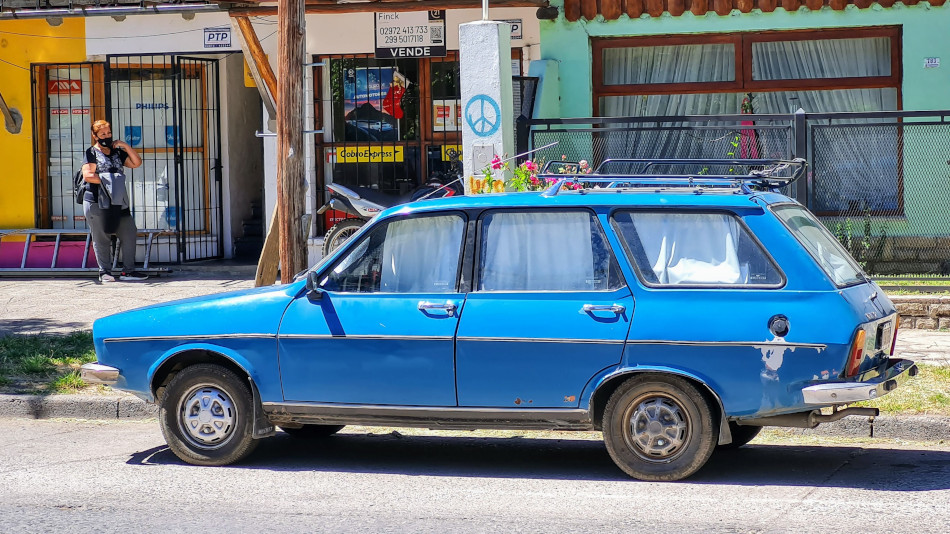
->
[81, 119, 148, 282]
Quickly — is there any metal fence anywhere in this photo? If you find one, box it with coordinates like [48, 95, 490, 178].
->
[521, 110, 950, 277]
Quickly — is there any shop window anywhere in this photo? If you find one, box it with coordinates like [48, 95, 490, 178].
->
[592, 28, 902, 215]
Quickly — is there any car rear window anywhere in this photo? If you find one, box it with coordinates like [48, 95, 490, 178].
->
[611, 210, 784, 287]
[771, 204, 865, 287]
[476, 210, 625, 292]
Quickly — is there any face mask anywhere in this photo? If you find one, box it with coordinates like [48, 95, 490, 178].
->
[99, 137, 113, 148]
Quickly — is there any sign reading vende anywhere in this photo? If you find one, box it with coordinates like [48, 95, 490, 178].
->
[374, 11, 446, 59]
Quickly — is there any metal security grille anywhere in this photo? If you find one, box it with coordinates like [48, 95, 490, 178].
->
[31, 62, 104, 231]
[810, 114, 950, 276]
[106, 54, 222, 262]
[524, 115, 794, 175]
[314, 54, 465, 234]
[526, 111, 950, 277]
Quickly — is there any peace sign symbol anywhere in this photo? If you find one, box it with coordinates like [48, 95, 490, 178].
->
[465, 94, 501, 137]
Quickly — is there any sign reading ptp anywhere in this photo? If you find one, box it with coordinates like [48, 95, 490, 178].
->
[204, 26, 231, 48]
[375, 11, 446, 59]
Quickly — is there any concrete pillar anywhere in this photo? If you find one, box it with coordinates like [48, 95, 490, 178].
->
[459, 21, 514, 193]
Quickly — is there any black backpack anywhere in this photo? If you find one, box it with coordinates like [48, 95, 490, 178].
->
[74, 170, 87, 204]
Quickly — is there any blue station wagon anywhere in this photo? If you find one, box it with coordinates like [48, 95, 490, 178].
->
[82, 158, 917, 481]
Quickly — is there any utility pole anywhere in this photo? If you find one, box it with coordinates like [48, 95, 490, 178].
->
[277, 0, 307, 283]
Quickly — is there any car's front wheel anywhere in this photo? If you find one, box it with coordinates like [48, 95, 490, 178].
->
[159, 364, 258, 466]
[602, 374, 718, 481]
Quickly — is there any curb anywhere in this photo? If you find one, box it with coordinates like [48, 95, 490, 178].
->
[2, 394, 949, 442]
[0, 394, 158, 420]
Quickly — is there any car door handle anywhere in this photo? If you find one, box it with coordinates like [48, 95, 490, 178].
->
[582, 304, 625, 314]
[418, 301, 457, 316]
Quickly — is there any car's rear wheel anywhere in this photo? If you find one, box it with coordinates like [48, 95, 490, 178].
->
[718, 422, 762, 449]
[159, 364, 258, 466]
[602, 374, 717, 481]
[279, 424, 345, 438]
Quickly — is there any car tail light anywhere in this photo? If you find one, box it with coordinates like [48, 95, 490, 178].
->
[890, 316, 900, 356]
[846, 329, 867, 377]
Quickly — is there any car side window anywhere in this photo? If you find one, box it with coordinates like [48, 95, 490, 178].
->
[611, 210, 783, 287]
[320, 213, 466, 293]
[476, 210, 625, 292]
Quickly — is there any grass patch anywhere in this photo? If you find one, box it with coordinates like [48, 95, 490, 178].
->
[853, 364, 950, 416]
[0, 332, 97, 394]
[17, 355, 55, 375]
[49, 371, 88, 393]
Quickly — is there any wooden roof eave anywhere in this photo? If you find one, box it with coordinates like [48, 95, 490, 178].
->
[560, 0, 945, 21]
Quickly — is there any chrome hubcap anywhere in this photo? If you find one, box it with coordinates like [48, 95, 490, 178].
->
[626, 396, 689, 461]
[179, 385, 236, 449]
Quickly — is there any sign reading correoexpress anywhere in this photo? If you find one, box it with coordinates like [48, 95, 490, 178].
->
[374, 11, 446, 59]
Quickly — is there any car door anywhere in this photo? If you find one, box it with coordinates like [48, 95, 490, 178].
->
[278, 212, 467, 405]
[455, 209, 633, 408]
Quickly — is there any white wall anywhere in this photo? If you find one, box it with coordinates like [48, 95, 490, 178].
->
[85, 12, 240, 55]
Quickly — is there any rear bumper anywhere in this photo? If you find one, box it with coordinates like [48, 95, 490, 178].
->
[80, 362, 119, 386]
[802, 358, 917, 404]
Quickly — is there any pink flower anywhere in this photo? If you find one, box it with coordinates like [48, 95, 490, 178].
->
[491, 155, 503, 170]
[525, 161, 538, 172]
[572, 183, 583, 190]
[530, 176, 539, 185]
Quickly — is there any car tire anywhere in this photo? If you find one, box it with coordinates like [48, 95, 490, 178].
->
[279, 424, 345, 438]
[322, 219, 364, 256]
[158, 364, 258, 466]
[717, 422, 762, 449]
[602, 374, 718, 481]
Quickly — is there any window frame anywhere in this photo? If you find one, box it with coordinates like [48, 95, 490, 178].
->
[592, 27, 902, 115]
[473, 207, 628, 293]
[318, 211, 469, 294]
[609, 208, 787, 290]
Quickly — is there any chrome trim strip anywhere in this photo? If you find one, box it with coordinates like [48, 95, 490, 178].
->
[278, 334, 454, 341]
[626, 340, 827, 349]
[104, 333, 276, 343]
[456, 337, 625, 344]
[264, 403, 589, 417]
[262, 402, 593, 430]
[802, 359, 918, 404]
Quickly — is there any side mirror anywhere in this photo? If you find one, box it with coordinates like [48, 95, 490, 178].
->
[305, 271, 323, 300]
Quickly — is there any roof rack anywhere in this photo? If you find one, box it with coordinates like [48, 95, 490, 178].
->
[536, 158, 807, 197]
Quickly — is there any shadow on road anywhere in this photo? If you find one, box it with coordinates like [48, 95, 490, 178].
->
[0, 318, 89, 336]
[126, 431, 950, 489]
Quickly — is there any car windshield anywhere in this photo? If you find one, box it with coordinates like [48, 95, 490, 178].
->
[772, 204, 866, 287]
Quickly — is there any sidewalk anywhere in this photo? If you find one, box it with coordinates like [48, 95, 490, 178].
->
[1, 267, 948, 441]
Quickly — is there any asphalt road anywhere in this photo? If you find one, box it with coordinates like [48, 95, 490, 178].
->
[2, 419, 948, 533]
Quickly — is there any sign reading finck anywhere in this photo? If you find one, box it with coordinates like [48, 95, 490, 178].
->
[336, 145, 405, 163]
[374, 11, 447, 59]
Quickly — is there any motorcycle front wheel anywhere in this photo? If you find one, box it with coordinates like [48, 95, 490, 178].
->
[322, 219, 364, 256]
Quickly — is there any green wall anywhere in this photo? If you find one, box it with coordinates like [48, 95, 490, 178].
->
[540, 4, 950, 118]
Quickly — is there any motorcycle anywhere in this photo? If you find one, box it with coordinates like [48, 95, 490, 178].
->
[316, 174, 463, 256]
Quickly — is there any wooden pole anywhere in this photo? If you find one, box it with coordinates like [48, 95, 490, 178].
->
[231, 16, 282, 287]
[277, 0, 307, 283]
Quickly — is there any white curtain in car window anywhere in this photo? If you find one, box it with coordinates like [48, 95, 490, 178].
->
[380, 215, 463, 293]
[633, 213, 742, 284]
[479, 211, 594, 291]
